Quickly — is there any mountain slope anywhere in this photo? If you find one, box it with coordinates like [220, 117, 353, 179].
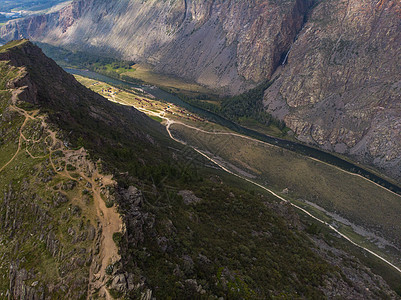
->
[0, 39, 170, 299]
[0, 0, 312, 94]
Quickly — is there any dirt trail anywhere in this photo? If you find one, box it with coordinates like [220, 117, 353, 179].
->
[84, 171, 121, 300]
[0, 103, 122, 299]
[0, 105, 36, 172]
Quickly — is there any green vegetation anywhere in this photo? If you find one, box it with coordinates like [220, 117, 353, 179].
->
[220, 81, 285, 129]
[66, 164, 76, 171]
[120, 63, 213, 96]
[170, 123, 401, 246]
[299, 213, 401, 297]
[0, 61, 22, 88]
[123, 172, 336, 299]
[169, 123, 401, 278]
[0, 39, 29, 53]
[149, 115, 163, 123]
[112, 232, 123, 247]
[0, 90, 93, 298]
[171, 80, 289, 137]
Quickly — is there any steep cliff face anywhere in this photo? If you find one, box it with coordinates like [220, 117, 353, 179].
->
[264, 0, 401, 181]
[0, 0, 312, 94]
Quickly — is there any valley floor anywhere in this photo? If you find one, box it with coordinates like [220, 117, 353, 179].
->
[75, 75, 401, 285]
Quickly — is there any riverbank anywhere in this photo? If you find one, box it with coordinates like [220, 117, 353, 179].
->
[66, 67, 401, 194]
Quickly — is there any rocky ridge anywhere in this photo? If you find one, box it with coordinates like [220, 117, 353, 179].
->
[0, 40, 159, 299]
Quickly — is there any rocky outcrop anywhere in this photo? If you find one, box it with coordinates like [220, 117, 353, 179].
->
[117, 186, 148, 248]
[0, 0, 312, 94]
[8, 262, 45, 300]
[264, 0, 401, 181]
[112, 186, 154, 298]
[311, 238, 399, 299]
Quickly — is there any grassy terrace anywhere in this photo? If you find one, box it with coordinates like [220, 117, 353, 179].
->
[74, 75, 230, 132]
[120, 63, 213, 96]
[169, 124, 401, 248]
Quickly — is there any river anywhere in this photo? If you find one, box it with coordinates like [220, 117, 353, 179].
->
[65, 67, 401, 195]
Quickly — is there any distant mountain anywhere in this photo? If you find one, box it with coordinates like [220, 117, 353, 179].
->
[0, 40, 399, 299]
[0, 0, 68, 13]
[0, 0, 312, 94]
[0, 0, 69, 24]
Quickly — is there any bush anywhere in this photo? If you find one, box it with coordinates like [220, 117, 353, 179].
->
[112, 232, 123, 246]
[105, 264, 114, 275]
[105, 199, 114, 208]
[66, 164, 76, 171]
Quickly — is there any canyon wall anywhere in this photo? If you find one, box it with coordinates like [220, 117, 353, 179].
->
[264, 0, 401, 181]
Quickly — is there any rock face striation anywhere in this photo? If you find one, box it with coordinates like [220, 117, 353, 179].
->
[264, 0, 401, 181]
[0, 0, 312, 94]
